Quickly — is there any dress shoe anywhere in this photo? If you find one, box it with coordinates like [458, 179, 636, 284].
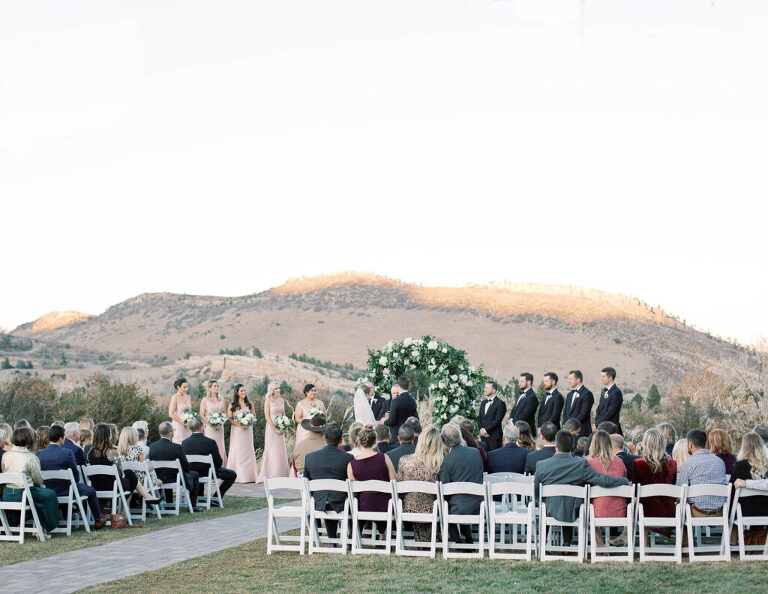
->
[144, 497, 162, 506]
[94, 515, 107, 530]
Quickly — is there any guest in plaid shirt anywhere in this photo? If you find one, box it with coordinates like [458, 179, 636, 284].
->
[676, 428, 727, 514]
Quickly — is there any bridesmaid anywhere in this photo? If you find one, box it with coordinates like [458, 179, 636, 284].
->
[200, 379, 228, 466]
[294, 384, 326, 446]
[255, 380, 290, 483]
[169, 377, 193, 444]
[226, 383, 258, 483]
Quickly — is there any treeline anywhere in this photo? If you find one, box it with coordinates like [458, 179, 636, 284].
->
[0, 334, 33, 351]
[217, 346, 263, 358]
[1, 358, 33, 370]
[289, 352, 357, 380]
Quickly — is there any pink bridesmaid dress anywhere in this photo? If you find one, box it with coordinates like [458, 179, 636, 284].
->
[226, 406, 258, 483]
[256, 398, 290, 483]
[172, 395, 192, 444]
[203, 397, 228, 467]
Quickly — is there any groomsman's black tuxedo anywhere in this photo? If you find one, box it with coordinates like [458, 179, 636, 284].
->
[477, 395, 507, 451]
[370, 393, 389, 421]
[537, 389, 564, 430]
[595, 383, 623, 435]
[563, 385, 594, 438]
[510, 388, 539, 432]
[384, 391, 417, 443]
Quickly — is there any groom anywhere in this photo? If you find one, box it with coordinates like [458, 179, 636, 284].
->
[383, 376, 417, 443]
[365, 381, 389, 421]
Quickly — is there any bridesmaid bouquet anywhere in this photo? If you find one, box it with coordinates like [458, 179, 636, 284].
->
[234, 409, 256, 427]
[308, 407, 324, 419]
[273, 415, 292, 432]
[181, 410, 199, 425]
[208, 412, 227, 430]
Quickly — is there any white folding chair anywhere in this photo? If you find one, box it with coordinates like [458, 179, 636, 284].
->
[40, 468, 91, 535]
[487, 481, 537, 560]
[440, 482, 486, 559]
[81, 465, 134, 526]
[148, 459, 194, 516]
[265, 477, 309, 554]
[349, 480, 394, 555]
[486, 472, 527, 482]
[0, 473, 46, 543]
[186, 454, 223, 510]
[588, 484, 635, 562]
[120, 460, 162, 521]
[392, 480, 441, 558]
[636, 483, 685, 563]
[684, 483, 731, 562]
[539, 484, 588, 562]
[306, 479, 350, 554]
[730, 487, 768, 561]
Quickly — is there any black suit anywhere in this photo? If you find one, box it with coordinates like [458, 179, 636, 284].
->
[595, 384, 623, 435]
[370, 394, 389, 421]
[62, 438, 88, 471]
[562, 385, 594, 438]
[148, 437, 199, 508]
[477, 396, 507, 451]
[615, 450, 639, 481]
[384, 392, 417, 443]
[537, 390, 564, 430]
[386, 442, 416, 473]
[510, 388, 538, 432]
[524, 445, 556, 475]
[375, 441, 396, 454]
[304, 445, 354, 539]
[182, 432, 237, 498]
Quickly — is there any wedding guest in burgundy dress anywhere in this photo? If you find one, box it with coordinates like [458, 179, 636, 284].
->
[348, 426, 395, 536]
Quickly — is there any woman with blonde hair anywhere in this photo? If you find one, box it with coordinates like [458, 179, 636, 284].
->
[731, 432, 768, 533]
[116, 426, 161, 493]
[345, 422, 364, 458]
[672, 438, 691, 471]
[200, 380, 228, 465]
[586, 430, 627, 546]
[396, 426, 444, 541]
[632, 428, 677, 543]
[657, 422, 676, 456]
[708, 428, 737, 474]
[255, 380, 290, 482]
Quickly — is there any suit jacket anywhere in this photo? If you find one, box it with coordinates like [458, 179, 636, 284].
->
[304, 445, 354, 512]
[148, 437, 190, 484]
[534, 452, 629, 522]
[510, 388, 539, 431]
[384, 392, 417, 441]
[537, 390, 564, 429]
[562, 386, 594, 438]
[386, 442, 416, 473]
[524, 445, 557, 475]
[369, 393, 389, 421]
[487, 443, 528, 474]
[375, 441, 396, 455]
[615, 450, 640, 481]
[477, 396, 507, 450]
[438, 445, 484, 514]
[595, 384, 623, 435]
[62, 437, 88, 468]
[37, 444, 79, 496]
[182, 432, 223, 478]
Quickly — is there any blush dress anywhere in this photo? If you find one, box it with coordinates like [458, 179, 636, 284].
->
[171, 395, 192, 444]
[256, 398, 290, 483]
[203, 397, 228, 467]
[226, 406, 258, 483]
[588, 457, 628, 517]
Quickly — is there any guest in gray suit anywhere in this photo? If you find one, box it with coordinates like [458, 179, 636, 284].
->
[386, 423, 416, 473]
[438, 423, 484, 544]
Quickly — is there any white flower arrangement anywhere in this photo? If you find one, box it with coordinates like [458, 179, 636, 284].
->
[379, 356, 388, 365]
[207, 412, 227, 430]
[274, 415, 292, 432]
[428, 340, 438, 350]
[308, 406, 324, 419]
[404, 337, 413, 346]
[181, 410, 199, 425]
[234, 409, 256, 427]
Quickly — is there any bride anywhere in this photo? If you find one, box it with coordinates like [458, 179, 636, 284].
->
[354, 384, 376, 425]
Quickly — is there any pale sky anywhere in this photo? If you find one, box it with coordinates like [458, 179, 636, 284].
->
[1, 0, 766, 344]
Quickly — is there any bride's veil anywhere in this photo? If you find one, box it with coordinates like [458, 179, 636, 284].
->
[354, 386, 376, 424]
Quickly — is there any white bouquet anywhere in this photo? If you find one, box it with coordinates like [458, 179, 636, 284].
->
[207, 412, 227, 430]
[181, 410, 199, 426]
[273, 415, 292, 432]
[308, 406, 324, 419]
[234, 409, 256, 427]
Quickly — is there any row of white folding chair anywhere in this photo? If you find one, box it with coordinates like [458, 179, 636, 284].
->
[81, 465, 134, 527]
[120, 460, 161, 522]
[39, 468, 92, 536]
[146, 459, 194, 516]
[0, 473, 47, 543]
[730, 487, 768, 561]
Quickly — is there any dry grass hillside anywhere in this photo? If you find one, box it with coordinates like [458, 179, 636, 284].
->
[14, 272, 747, 392]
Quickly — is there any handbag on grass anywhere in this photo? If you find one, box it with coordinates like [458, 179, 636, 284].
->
[109, 512, 127, 529]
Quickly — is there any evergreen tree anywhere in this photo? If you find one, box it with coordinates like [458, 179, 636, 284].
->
[1, 357, 11, 370]
[647, 384, 662, 409]
[632, 393, 644, 408]
[279, 380, 292, 395]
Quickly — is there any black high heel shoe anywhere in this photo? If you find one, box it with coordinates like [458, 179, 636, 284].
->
[145, 497, 163, 506]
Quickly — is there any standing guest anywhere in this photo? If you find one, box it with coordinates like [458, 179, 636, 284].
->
[510, 373, 538, 433]
[169, 377, 193, 445]
[477, 381, 507, 451]
[226, 383, 257, 483]
[256, 381, 290, 483]
[587, 430, 628, 547]
[35, 426, 49, 452]
[63, 422, 87, 468]
[383, 377, 418, 443]
[438, 423, 484, 544]
[487, 423, 528, 474]
[538, 373, 565, 430]
[363, 380, 389, 421]
[200, 380, 228, 466]
[459, 420, 488, 472]
[347, 425, 395, 537]
[516, 421, 536, 451]
[304, 424, 354, 541]
[386, 423, 417, 473]
[353, 384, 377, 425]
[79, 418, 94, 434]
[611, 434, 640, 481]
[294, 384, 326, 446]
[182, 418, 237, 500]
[677, 429, 727, 517]
[731, 432, 768, 542]
[707, 429, 737, 475]
[562, 370, 594, 438]
[291, 414, 326, 475]
[753, 424, 768, 446]
[79, 429, 93, 458]
[632, 428, 678, 544]
[672, 438, 691, 471]
[117, 426, 162, 498]
[657, 423, 677, 456]
[1, 427, 60, 537]
[149, 422, 199, 507]
[594, 367, 623, 435]
[524, 422, 558, 475]
[374, 425, 395, 454]
[343, 422, 364, 455]
[397, 426, 444, 542]
[406, 417, 422, 444]
[573, 437, 589, 458]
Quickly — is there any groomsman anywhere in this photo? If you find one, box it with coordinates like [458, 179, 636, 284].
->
[537, 372, 564, 430]
[510, 373, 538, 432]
[477, 381, 507, 451]
[594, 367, 623, 435]
[563, 370, 594, 438]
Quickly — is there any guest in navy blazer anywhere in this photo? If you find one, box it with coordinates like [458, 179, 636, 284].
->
[62, 422, 88, 469]
[487, 424, 529, 474]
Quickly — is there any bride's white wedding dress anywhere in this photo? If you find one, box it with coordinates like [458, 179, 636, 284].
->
[353, 388, 376, 425]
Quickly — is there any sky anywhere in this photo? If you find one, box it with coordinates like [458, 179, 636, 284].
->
[1, 0, 766, 345]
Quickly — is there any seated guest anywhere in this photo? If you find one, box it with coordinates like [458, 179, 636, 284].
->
[488, 423, 528, 474]
[14, 419, 32, 430]
[79, 429, 93, 458]
[708, 428, 737, 475]
[134, 428, 149, 458]
[386, 423, 417, 473]
[438, 423, 484, 544]
[347, 426, 395, 537]
[633, 428, 677, 543]
[63, 422, 88, 468]
[611, 434, 640, 481]
[587, 430, 628, 546]
[730, 432, 768, 542]
[0, 422, 13, 446]
[524, 422, 558, 475]
[343, 422, 363, 456]
[79, 417, 94, 434]
[657, 422, 677, 456]
[35, 426, 50, 452]
[397, 426, 444, 542]
[573, 437, 588, 458]
[149, 422, 199, 509]
[672, 438, 691, 472]
[182, 419, 236, 501]
[597, 421, 618, 435]
[116, 426, 162, 500]
[677, 429, 727, 518]
[374, 424, 395, 454]
[563, 418, 582, 440]
[753, 424, 768, 446]
[0, 428, 8, 466]
[1, 426, 60, 537]
[51, 421, 66, 429]
[515, 421, 536, 451]
[38, 425, 105, 529]
[459, 420, 488, 472]
[132, 420, 151, 448]
[292, 414, 326, 475]
[406, 416, 421, 444]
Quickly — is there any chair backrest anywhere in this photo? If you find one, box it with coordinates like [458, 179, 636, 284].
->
[487, 472, 526, 481]
[510, 475, 535, 484]
[40, 469, 75, 482]
[83, 464, 119, 479]
[636, 483, 685, 500]
[186, 454, 215, 474]
[350, 479, 392, 494]
[488, 481, 535, 498]
[732, 487, 768, 510]
[0, 472, 28, 489]
[441, 481, 485, 497]
[393, 480, 439, 496]
[540, 484, 588, 499]
[263, 477, 307, 501]
[589, 484, 635, 499]
[307, 478, 349, 494]
[686, 483, 730, 500]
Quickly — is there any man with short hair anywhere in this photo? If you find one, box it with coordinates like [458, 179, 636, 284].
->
[562, 370, 593, 438]
[386, 423, 416, 472]
[611, 434, 639, 481]
[182, 418, 236, 501]
[524, 422, 558, 475]
[13, 419, 32, 430]
[439, 423, 484, 543]
[594, 367, 623, 435]
[753, 424, 768, 445]
[510, 372, 538, 432]
[563, 418, 582, 439]
[597, 421, 618, 435]
[292, 414, 327, 475]
[383, 376, 417, 443]
[62, 421, 87, 468]
[374, 424, 395, 454]
[487, 423, 528, 474]
[677, 428, 727, 516]
[406, 416, 421, 444]
[538, 373, 564, 430]
[477, 381, 507, 451]
[149, 422, 200, 509]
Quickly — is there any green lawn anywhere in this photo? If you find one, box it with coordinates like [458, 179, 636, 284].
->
[0, 496, 269, 567]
